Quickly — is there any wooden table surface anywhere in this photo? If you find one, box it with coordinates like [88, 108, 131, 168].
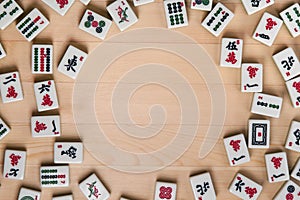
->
[0, 0, 300, 199]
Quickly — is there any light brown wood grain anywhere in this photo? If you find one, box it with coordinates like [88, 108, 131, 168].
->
[0, 0, 300, 199]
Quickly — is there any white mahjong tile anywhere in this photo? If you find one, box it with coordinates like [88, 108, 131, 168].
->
[34, 80, 59, 112]
[265, 152, 289, 183]
[0, 71, 23, 103]
[285, 121, 300, 153]
[223, 133, 250, 166]
[252, 12, 283, 46]
[251, 92, 283, 118]
[0, 0, 23, 30]
[286, 77, 300, 108]
[0, 42, 6, 59]
[16, 8, 49, 42]
[133, 0, 154, 7]
[52, 194, 73, 200]
[3, 149, 26, 180]
[54, 142, 83, 164]
[291, 158, 300, 182]
[32, 44, 53, 74]
[80, 0, 91, 6]
[107, 0, 138, 31]
[154, 181, 177, 200]
[79, 9, 112, 40]
[40, 166, 69, 187]
[201, 3, 234, 37]
[79, 173, 110, 200]
[163, 0, 188, 29]
[0, 117, 10, 140]
[220, 38, 243, 68]
[273, 180, 300, 200]
[241, 0, 274, 15]
[241, 63, 263, 92]
[120, 197, 130, 200]
[42, 0, 75, 16]
[248, 119, 270, 149]
[190, 172, 216, 200]
[272, 47, 300, 81]
[31, 115, 60, 137]
[280, 3, 300, 38]
[229, 173, 262, 200]
[18, 188, 41, 200]
[58, 45, 87, 79]
[190, 0, 213, 11]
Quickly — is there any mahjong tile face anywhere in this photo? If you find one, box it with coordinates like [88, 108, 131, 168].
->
[163, 0, 188, 29]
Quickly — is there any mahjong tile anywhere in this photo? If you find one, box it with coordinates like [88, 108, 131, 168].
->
[40, 166, 70, 187]
[0, 42, 6, 59]
[191, 0, 213, 11]
[42, 0, 75, 16]
[0, 71, 23, 103]
[0, 0, 23, 30]
[224, 133, 250, 166]
[190, 172, 216, 200]
[285, 121, 300, 153]
[241, 0, 274, 15]
[241, 63, 263, 92]
[57, 45, 87, 79]
[248, 119, 270, 148]
[0, 117, 10, 140]
[201, 3, 234, 37]
[31, 115, 60, 137]
[229, 173, 262, 200]
[106, 0, 138, 31]
[3, 149, 26, 180]
[251, 92, 283, 118]
[163, 0, 188, 29]
[54, 142, 83, 164]
[34, 80, 59, 112]
[280, 3, 300, 38]
[79, 9, 112, 40]
[79, 173, 110, 200]
[32, 44, 53, 74]
[16, 8, 49, 42]
[154, 181, 177, 200]
[272, 47, 300, 81]
[265, 152, 289, 183]
[220, 38, 243, 68]
[252, 12, 283, 46]
[286, 77, 300, 108]
[18, 188, 41, 200]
